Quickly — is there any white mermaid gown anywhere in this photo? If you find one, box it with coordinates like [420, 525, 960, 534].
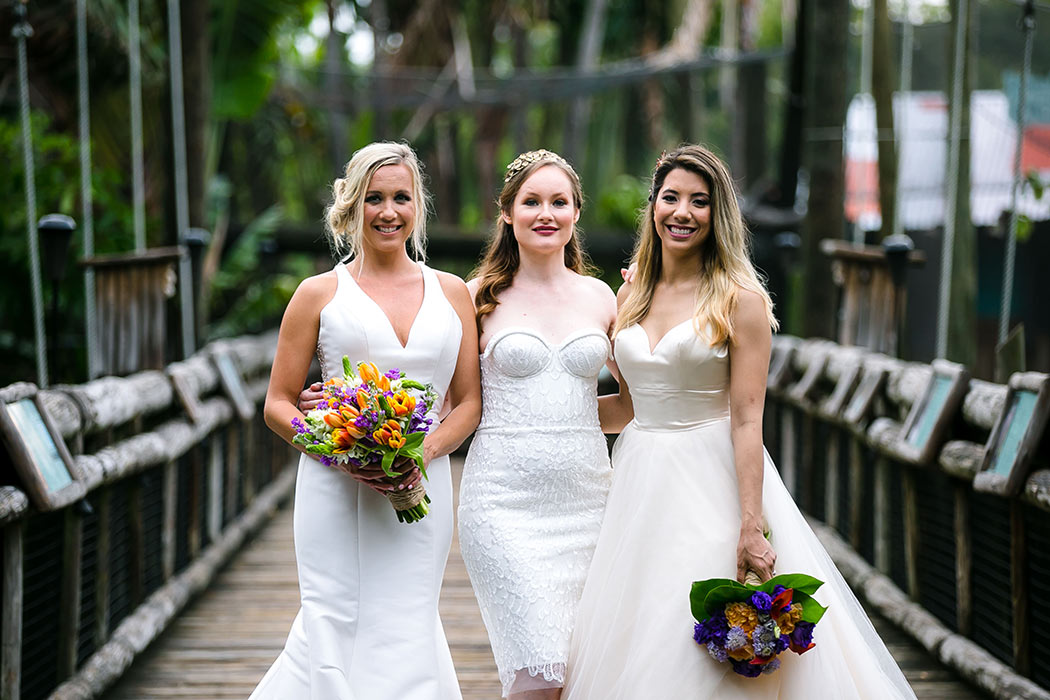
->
[458, 328, 612, 696]
[250, 262, 464, 700]
[564, 322, 917, 699]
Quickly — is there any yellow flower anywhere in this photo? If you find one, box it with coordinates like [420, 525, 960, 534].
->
[389, 391, 417, 417]
[776, 605, 803, 634]
[728, 645, 755, 661]
[725, 602, 759, 633]
[331, 428, 357, 453]
[372, 420, 406, 449]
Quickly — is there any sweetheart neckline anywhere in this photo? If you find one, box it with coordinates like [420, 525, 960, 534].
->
[480, 326, 611, 359]
[629, 319, 693, 355]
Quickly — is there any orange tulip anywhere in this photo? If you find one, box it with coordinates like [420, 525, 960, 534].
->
[389, 391, 417, 417]
[356, 388, 370, 410]
[331, 428, 357, 453]
[372, 419, 406, 449]
[358, 362, 380, 384]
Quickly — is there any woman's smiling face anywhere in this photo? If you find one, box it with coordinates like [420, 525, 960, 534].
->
[360, 163, 416, 255]
[652, 167, 712, 257]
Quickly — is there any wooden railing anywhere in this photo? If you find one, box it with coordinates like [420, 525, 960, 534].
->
[766, 336, 1050, 700]
[0, 332, 297, 700]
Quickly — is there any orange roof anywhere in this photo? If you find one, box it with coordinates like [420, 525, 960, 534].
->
[1022, 126, 1050, 172]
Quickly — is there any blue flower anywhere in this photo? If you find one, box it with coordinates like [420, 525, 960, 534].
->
[725, 626, 748, 652]
[706, 641, 728, 663]
[752, 620, 779, 657]
[760, 657, 781, 674]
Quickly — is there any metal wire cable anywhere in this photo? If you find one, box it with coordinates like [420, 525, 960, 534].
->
[78, 0, 99, 380]
[129, 0, 146, 253]
[14, 2, 47, 389]
[166, 0, 196, 358]
[936, 0, 970, 359]
[1000, 0, 1036, 344]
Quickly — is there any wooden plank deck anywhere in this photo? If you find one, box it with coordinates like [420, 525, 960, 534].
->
[105, 457, 984, 699]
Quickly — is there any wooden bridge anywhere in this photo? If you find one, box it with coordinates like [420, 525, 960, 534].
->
[4, 331, 1050, 700]
[101, 458, 982, 700]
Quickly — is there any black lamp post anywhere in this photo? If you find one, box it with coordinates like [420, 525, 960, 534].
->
[38, 214, 76, 381]
[882, 233, 914, 358]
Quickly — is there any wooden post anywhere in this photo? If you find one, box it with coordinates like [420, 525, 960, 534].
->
[780, 407, 797, 497]
[825, 430, 841, 529]
[902, 468, 921, 599]
[225, 424, 239, 521]
[849, 438, 865, 550]
[208, 437, 222, 542]
[800, 412, 815, 512]
[95, 487, 111, 646]
[128, 477, 145, 606]
[1011, 501, 1029, 674]
[874, 456, 891, 575]
[242, 418, 256, 506]
[188, 446, 202, 558]
[955, 484, 972, 636]
[2, 522, 23, 700]
[57, 508, 83, 681]
[162, 460, 177, 580]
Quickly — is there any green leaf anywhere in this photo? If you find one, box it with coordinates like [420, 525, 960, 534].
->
[378, 395, 393, 415]
[790, 590, 829, 624]
[703, 583, 753, 618]
[380, 450, 400, 478]
[690, 578, 742, 620]
[763, 573, 825, 596]
[1026, 170, 1045, 200]
[343, 356, 353, 379]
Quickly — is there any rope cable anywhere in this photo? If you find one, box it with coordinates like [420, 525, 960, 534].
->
[130, 0, 146, 253]
[166, 0, 196, 358]
[14, 2, 47, 389]
[936, 0, 970, 359]
[999, 0, 1036, 344]
[78, 0, 99, 379]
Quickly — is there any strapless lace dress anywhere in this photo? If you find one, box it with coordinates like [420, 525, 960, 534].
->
[459, 328, 612, 697]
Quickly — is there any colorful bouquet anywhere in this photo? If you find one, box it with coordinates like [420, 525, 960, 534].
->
[291, 356, 438, 523]
[691, 573, 827, 677]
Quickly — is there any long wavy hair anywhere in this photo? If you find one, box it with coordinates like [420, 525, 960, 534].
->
[614, 144, 778, 345]
[471, 150, 593, 330]
[323, 141, 431, 262]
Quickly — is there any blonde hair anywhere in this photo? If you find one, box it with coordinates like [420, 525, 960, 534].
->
[471, 150, 593, 330]
[324, 142, 430, 261]
[615, 144, 778, 345]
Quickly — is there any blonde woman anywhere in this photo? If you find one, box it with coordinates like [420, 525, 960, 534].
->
[564, 145, 916, 699]
[458, 149, 617, 699]
[252, 142, 481, 700]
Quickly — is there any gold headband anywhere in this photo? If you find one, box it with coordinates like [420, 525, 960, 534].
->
[504, 149, 572, 182]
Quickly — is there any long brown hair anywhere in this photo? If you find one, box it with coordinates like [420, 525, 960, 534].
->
[471, 150, 593, 330]
[614, 144, 777, 344]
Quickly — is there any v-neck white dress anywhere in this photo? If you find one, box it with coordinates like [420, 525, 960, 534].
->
[250, 262, 464, 700]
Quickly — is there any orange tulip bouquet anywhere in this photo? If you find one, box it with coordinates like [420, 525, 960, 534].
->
[292, 356, 438, 523]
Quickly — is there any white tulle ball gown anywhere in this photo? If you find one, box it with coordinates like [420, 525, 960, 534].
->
[459, 328, 612, 696]
[250, 262, 464, 700]
[563, 321, 916, 700]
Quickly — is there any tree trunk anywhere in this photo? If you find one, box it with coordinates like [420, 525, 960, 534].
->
[946, 0, 976, 366]
[181, 0, 210, 229]
[777, 0, 806, 208]
[800, 0, 848, 340]
[872, 0, 898, 240]
[326, 0, 348, 172]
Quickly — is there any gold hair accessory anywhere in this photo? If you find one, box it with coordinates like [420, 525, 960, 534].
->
[504, 149, 571, 182]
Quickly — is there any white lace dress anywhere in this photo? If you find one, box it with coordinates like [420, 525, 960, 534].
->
[458, 328, 613, 697]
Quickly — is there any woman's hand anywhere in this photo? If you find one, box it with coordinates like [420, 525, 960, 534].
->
[298, 382, 325, 412]
[334, 456, 422, 494]
[736, 527, 776, 584]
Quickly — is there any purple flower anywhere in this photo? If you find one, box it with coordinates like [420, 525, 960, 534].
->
[725, 626, 748, 652]
[773, 584, 787, 596]
[384, 368, 401, 380]
[750, 591, 773, 613]
[751, 620, 779, 657]
[788, 621, 815, 653]
[694, 613, 728, 647]
[291, 417, 307, 434]
[777, 633, 791, 653]
[319, 456, 333, 467]
[731, 659, 763, 678]
[760, 657, 781, 674]
[706, 641, 728, 663]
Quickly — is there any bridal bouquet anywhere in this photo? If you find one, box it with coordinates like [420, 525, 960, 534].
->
[691, 574, 827, 677]
[291, 356, 438, 523]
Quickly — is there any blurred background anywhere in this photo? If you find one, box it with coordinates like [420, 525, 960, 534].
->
[1, 0, 1048, 386]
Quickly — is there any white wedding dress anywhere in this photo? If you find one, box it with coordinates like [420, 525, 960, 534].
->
[564, 322, 916, 699]
[250, 262, 464, 700]
[459, 328, 612, 696]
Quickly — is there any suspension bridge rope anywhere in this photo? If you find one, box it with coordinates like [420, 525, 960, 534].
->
[936, 0, 970, 359]
[166, 0, 196, 358]
[999, 0, 1036, 344]
[14, 1, 47, 388]
[77, 0, 99, 380]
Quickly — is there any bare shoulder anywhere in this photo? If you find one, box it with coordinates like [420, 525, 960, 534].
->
[290, 270, 338, 310]
[434, 269, 473, 308]
[581, 273, 616, 302]
[731, 287, 771, 340]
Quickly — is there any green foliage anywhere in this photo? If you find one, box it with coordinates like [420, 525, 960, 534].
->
[595, 174, 649, 230]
